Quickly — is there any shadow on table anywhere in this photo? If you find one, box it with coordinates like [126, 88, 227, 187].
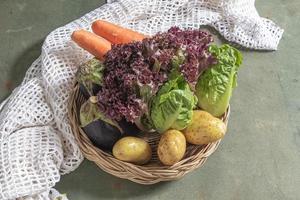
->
[57, 160, 173, 199]
[0, 40, 43, 102]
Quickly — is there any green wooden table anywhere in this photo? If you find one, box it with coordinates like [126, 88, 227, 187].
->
[0, 1, 299, 199]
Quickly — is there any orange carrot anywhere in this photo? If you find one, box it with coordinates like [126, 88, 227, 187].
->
[92, 20, 147, 44]
[71, 29, 111, 60]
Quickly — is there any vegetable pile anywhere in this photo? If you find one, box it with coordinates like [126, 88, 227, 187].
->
[72, 20, 243, 166]
[98, 27, 215, 124]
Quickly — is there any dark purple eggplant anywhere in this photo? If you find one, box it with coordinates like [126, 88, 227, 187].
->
[80, 97, 123, 151]
[82, 119, 122, 151]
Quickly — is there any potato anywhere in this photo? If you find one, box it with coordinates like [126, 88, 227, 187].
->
[183, 110, 226, 145]
[157, 130, 186, 166]
[112, 136, 152, 165]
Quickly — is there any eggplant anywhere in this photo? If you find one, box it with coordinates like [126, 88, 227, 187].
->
[77, 59, 129, 150]
[80, 97, 123, 151]
[82, 119, 122, 151]
[82, 117, 141, 151]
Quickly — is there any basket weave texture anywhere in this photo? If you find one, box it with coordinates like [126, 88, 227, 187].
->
[68, 84, 230, 184]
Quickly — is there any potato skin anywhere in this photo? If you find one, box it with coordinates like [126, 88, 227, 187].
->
[157, 130, 186, 166]
[112, 137, 152, 165]
[183, 110, 226, 145]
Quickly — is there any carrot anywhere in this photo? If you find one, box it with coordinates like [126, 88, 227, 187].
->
[92, 20, 147, 44]
[71, 29, 111, 60]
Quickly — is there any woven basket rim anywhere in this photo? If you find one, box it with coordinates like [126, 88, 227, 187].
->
[68, 84, 230, 184]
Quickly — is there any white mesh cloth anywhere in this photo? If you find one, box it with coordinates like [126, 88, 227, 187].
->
[0, 0, 283, 199]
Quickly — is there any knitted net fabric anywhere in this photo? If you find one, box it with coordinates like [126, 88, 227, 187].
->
[0, 0, 283, 199]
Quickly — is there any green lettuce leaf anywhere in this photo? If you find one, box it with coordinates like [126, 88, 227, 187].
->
[150, 75, 197, 133]
[195, 44, 242, 117]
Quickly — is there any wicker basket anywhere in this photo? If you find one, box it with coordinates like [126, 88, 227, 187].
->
[68, 83, 230, 184]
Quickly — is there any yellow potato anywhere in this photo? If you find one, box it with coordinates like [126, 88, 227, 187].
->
[183, 110, 226, 145]
[157, 130, 186, 166]
[112, 136, 152, 165]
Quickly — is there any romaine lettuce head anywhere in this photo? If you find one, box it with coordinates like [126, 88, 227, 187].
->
[150, 75, 197, 133]
[195, 44, 242, 117]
